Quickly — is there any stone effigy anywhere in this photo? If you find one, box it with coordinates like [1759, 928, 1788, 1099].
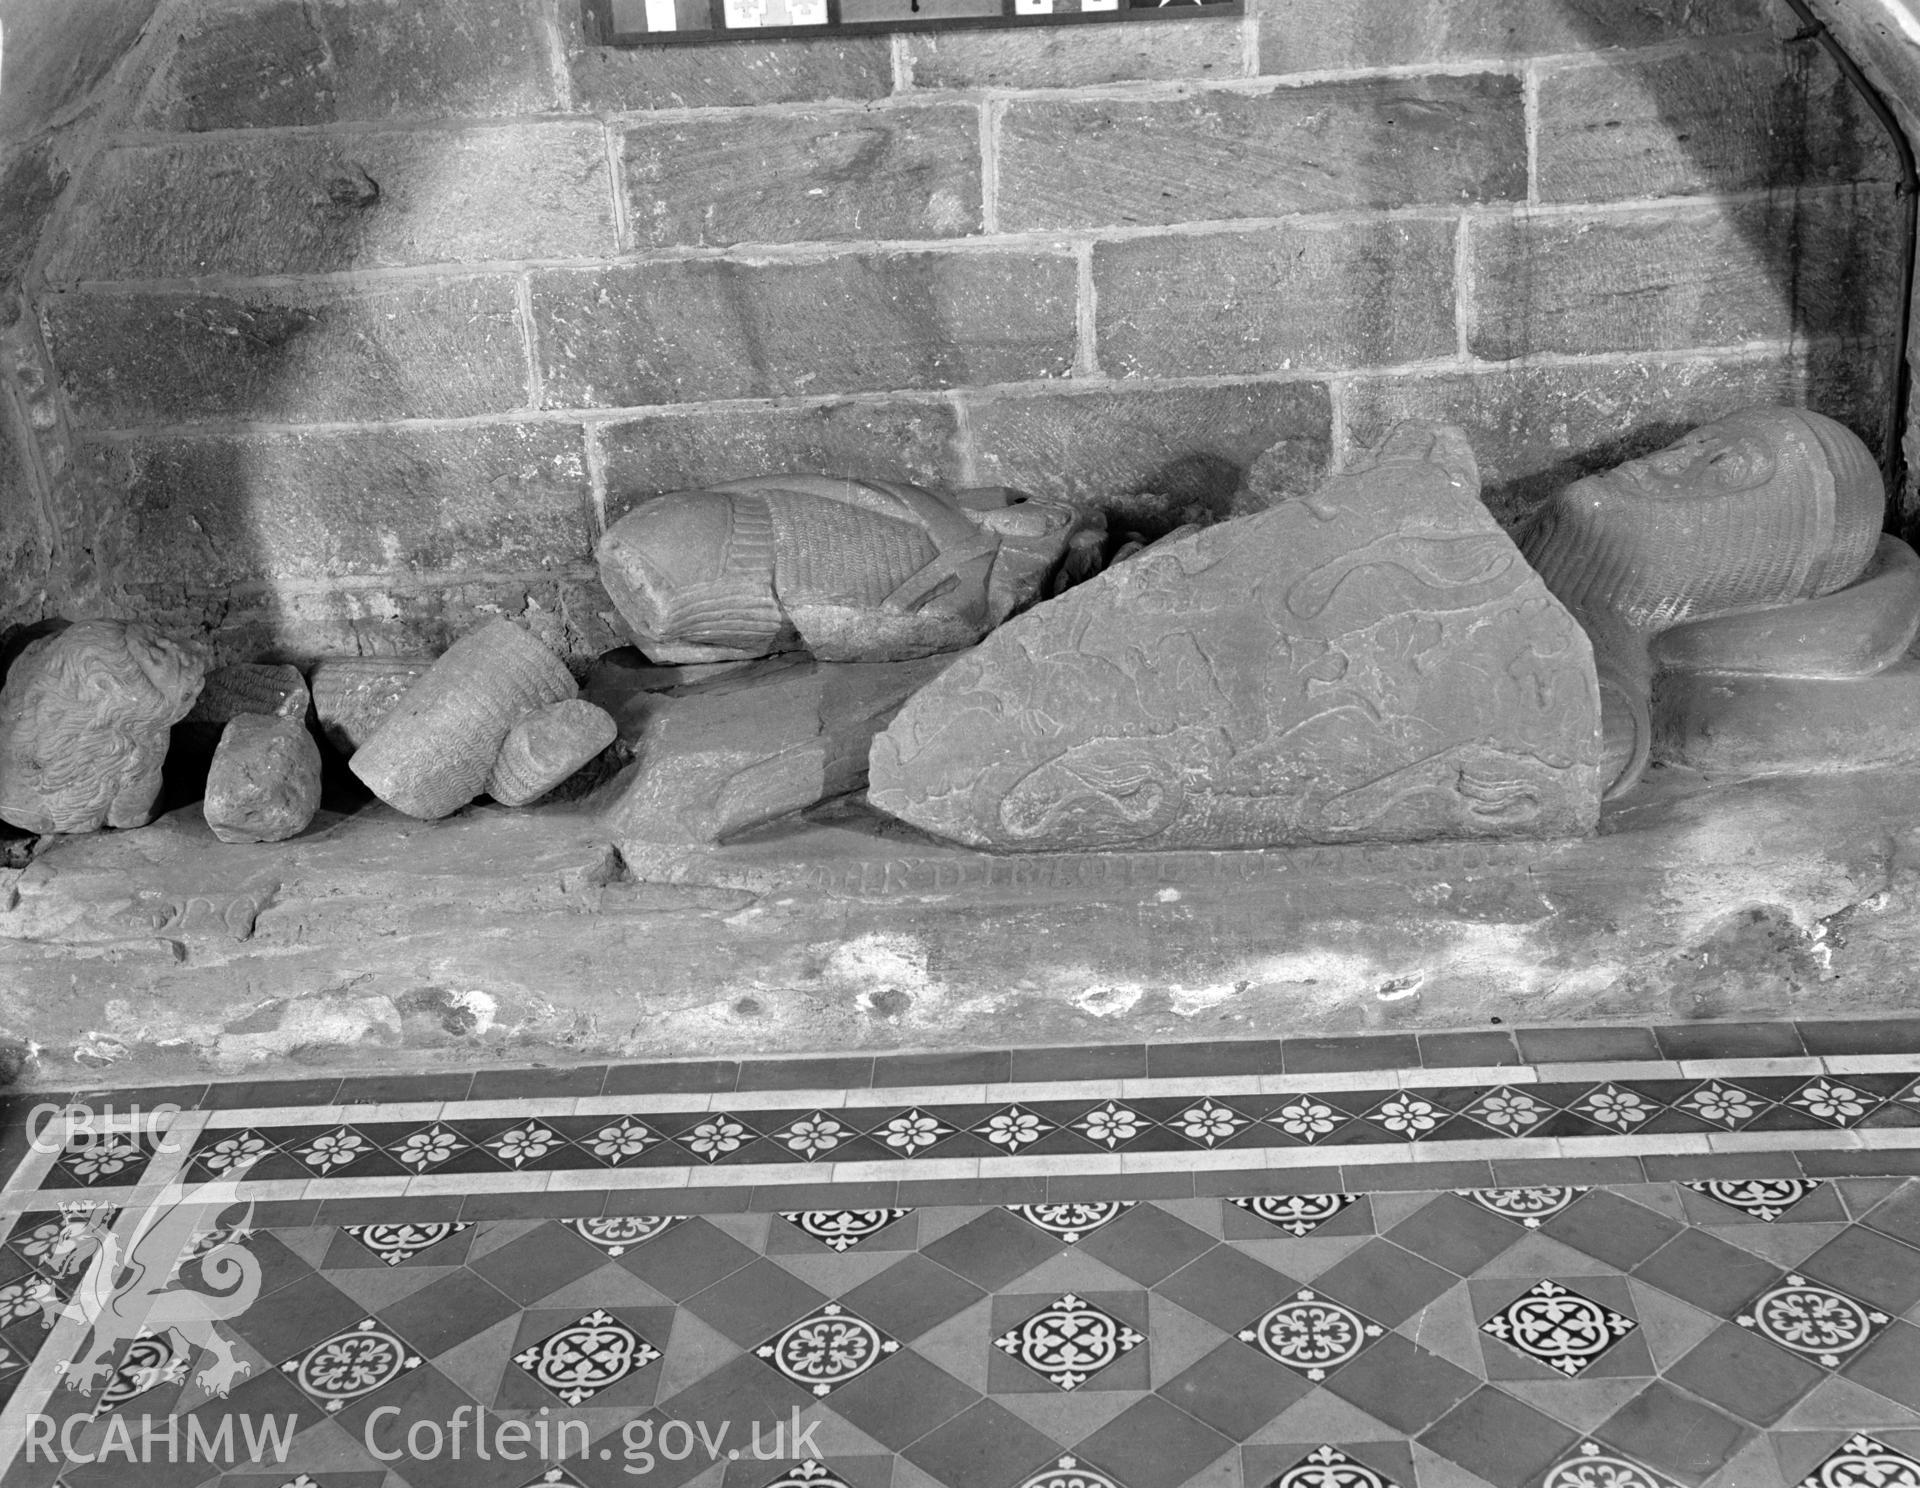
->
[606, 653, 952, 855]
[350, 620, 613, 820]
[0, 621, 206, 834]
[203, 713, 323, 844]
[185, 663, 309, 726]
[868, 422, 1603, 852]
[488, 699, 620, 807]
[309, 657, 434, 757]
[1520, 407, 1910, 791]
[596, 475, 1089, 665]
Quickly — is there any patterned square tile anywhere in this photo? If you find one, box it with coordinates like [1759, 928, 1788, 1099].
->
[989, 1290, 1148, 1393]
[1225, 1193, 1370, 1240]
[1787, 1432, 1920, 1488]
[1472, 1276, 1644, 1380]
[1238, 1288, 1386, 1382]
[503, 1305, 668, 1407]
[1004, 1201, 1137, 1246]
[1679, 1179, 1838, 1226]
[1739, 1273, 1894, 1371]
[279, 1318, 423, 1414]
[1246, 1442, 1416, 1488]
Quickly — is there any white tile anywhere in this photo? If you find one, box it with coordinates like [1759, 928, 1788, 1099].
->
[1538, 1061, 1684, 1084]
[329, 1101, 445, 1125]
[572, 1093, 715, 1117]
[861, 1084, 989, 1108]
[226, 1179, 312, 1203]
[1823, 1054, 1920, 1075]
[404, 1171, 551, 1197]
[1120, 1076, 1266, 1100]
[1853, 1126, 1920, 1149]
[711, 1088, 851, 1112]
[1421, 1137, 1559, 1163]
[438, 1098, 580, 1121]
[1399, 1066, 1539, 1089]
[1261, 1070, 1393, 1095]
[1678, 1057, 1824, 1080]
[828, 1157, 978, 1184]
[301, 1175, 410, 1200]
[549, 1166, 689, 1191]
[983, 1080, 1124, 1104]
[1708, 1129, 1860, 1153]
[204, 1104, 351, 1129]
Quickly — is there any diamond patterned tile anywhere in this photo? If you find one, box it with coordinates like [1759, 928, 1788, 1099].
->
[1154, 1244, 1300, 1331]
[1075, 1202, 1217, 1286]
[922, 1208, 1068, 1292]
[989, 1290, 1148, 1393]
[1386, 1194, 1529, 1276]
[1156, 1339, 1312, 1438]
[1667, 1323, 1828, 1425]
[1799, 1227, 1920, 1316]
[1739, 1273, 1893, 1371]
[1594, 1383, 1752, 1486]
[1073, 1395, 1235, 1488]
[1634, 1230, 1788, 1319]
[1313, 1239, 1457, 1327]
[1323, 1331, 1480, 1433]
[902, 1400, 1064, 1488]
[1420, 1386, 1583, 1488]
[1842, 1320, 1920, 1411]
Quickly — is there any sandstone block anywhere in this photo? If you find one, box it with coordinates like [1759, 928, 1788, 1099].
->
[48, 125, 615, 283]
[77, 424, 592, 588]
[1537, 40, 1896, 204]
[869, 423, 1602, 851]
[903, 21, 1240, 90]
[1255, 0, 1767, 76]
[351, 620, 578, 819]
[606, 653, 951, 846]
[47, 279, 526, 429]
[532, 253, 1077, 407]
[965, 382, 1333, 527]
[135, 0, 556, 131]
[311, 658, 435, 755]
[620, 106, 981, 249]
[1470, 194, 1902, 364]
[203, 713, 323, 844]
[1095, 221, 1456, 379]
[996, 75, 1525, 232]
[488, 698, 619, 806]
[599, 402, 965, 524]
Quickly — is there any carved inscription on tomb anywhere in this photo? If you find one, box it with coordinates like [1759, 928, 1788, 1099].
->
[868, 423, 1603, 852]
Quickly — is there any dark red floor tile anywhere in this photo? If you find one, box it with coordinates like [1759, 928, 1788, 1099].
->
[1652, 1023, 1807, 1061]
[1797, 1017, 1920, 1054]
[226, 1271, 366, 1366]
[1385, 1193, 1527, 1276]
[345, 1368, 528, 1488]
[1152, 1246, 1299, 1332]
[1631, 1230, 1785, 1318]
[1515, 1026, 1662, 1063]
[466, 1221, 613, 1305]
[1010, 1044, 1148, 1083]
[1311, 1239, 1457, 1327]
[1046, 1171, 1193, 1202]
[1074, 1395, 1235, 1488]
[1323, 1332, 1479, 1433]
[364, 1268, 519, 1357]
[1665, 1323, 1826, 1425]
[654, 1352, 816, 1439]
[838, 1253, 986, 1341]
[830, 1347, 981, 1449]
[1145, 1039, 1283, 1078]
[920, 1207, 1067, 1291]
[902, 1400, 1064, 1488]
[602, 1060, 739, 1096]
[613, 1216, 760, 1300]
[682, 1258, 829, 1347]
[1076, 1202, 1216, 1285]
[1841, 1319, 1920, 1410]
[1420, 1386, 1582, 1488]
[466, 1065, 608, 1100]
[1860, 1179, 1920, 1247]
[1594, 1383, 1752, 1486]
[1544, 1189, 1685, 1269]
[1419, 1030, 1523, 1067]
[1283, 1035, 1420, 1074]
[1156, 1340, 1312, 1438]
[1339, 1160, 1495, 1191]
[872, 1050, 1010, 1086]
[1798, 1225, 1920, 1315]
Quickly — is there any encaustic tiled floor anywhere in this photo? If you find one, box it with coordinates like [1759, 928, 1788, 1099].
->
[4, 1021, 1920, 1488]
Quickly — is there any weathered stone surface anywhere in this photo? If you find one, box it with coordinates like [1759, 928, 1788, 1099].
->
[135, 0, 556, 131]
[203, 714, 323, 844]
[1655, 665, 1920, 778]
[0, 0, 162, 142]
[311, 658, 435, 755]
[596, 476, 1084, 663]
[620, 107, 981, 249]
[351, 620, 577, 820]
[0, 621, 206, 834]
[488, 698, 618, 807]
[903, 21, 1240, 90]
[47, 279, 527, 429]
[607, 653, 951, 848]
[1537, 40, 1897, 204]
[1343, 350, 1891, 530]
[1095, 220, 1457, 379]
[965, 382, 1333, 529]
[870, 423, 1602, 851]
[0, 144, 67, 305]
[599, 402, 965, 524]
[1469, 193, 1903, 362]
[77, 424, 592, 588]
[47, 125, 615, 283]
[532, 254, 1077, 407]
[186, 664, 310, 726]
[1255, 0, 1768, 75]
[997, 75, 1525, 232]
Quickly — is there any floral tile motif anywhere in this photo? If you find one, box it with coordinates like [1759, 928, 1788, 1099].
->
[1167, 1098, 1255, 1147]
[1071, 1102, 1149, 1150]
[1268, 1098, 1343, 1144]
[387, 1123, 470, 1173]
[1363, 1093, 1446, 1139]
[1684, 1178, 1821, 1222]
[1229, 1193, 1359, 1237]
[484, 1121, 571, 1169]
[1570, 1085, 1659, 1131]
[1480, 1280, 1637, 1377]
[0, 1273, 60, 1328]
[8, 1207, 114, 1276]
[282, 1318, 421, 1412]
[1271, 1446, 1400, 1488]
[974, 1105, 1057, 1153]
[576, 1117, 661, 1166]
[766, 1463, 858, 1488]
[1542, 1442, 1682, 1488]
[993, 1293, 1145, 1390]
[1458, 1187, 1587, 1228]
[511, 1308, 661, 1406]
[1795, 1433, 1920, 1488]
[95, 1332, 187, 1414]
[1896, 1078, 1920, 1112]
[1020, 1460, 1121, 1488]
[755, 1303, 899, 1396]
[1006, 1202, 1135, 1244]
[868, 1109, 955, 1158]
[772, 1112, 855, 1162]
[341, 1222, 471, 1267]
[565, 1215, 683, 1256]
[1673, 1081, 1771, 1129]
[291, 1127, 373, 1175]
[1738, 1274, 1892, 1368]
[1238, 1290, 1383, 1381]
[1785, 1080, 1884, 1127]
[1461, 1087, 1555, 1135]
[192, 1130, 276, 1176]
[783, 1209, 912, 1252]
[674, 1114, 756, 1164]
[54, 1134, 156, 1187]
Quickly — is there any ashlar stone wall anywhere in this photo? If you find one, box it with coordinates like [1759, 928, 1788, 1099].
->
[0, 0, 1904, 663]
